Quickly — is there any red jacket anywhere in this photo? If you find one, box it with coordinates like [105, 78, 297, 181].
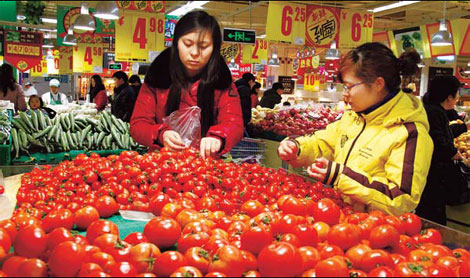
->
[94, 89, 108, 111]
[130, 48, 244, 154]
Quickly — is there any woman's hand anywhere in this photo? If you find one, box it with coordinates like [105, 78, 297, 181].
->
[162, 130, 186, 151]
[278, 140, 298, 161]
[200, 137, 222, 159]
[307, 157, 329, 182]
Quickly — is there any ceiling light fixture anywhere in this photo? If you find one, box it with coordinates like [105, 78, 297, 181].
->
[94, 2, 120, 20]
[17, 15, 26, 21]
[63, 25, 77, 46]
[325, 41, 340, 60]
[256, 34, 266, 39]
[168, 1, 209, 17]
[436, 55, 455, 61]
[370, 1, 421, 13]
[74, 3, 96, 31]
[41, 18, 57, 24]
[431, 1, 452, 46]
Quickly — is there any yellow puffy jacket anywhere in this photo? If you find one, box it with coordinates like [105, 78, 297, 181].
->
[288, 91, 433, 216]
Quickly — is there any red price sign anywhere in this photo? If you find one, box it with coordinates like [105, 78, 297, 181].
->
[266, 2, 306, 44]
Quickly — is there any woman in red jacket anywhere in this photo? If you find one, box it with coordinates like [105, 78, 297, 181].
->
[88, 75, 108, 111]
[130, 11, 244, 159]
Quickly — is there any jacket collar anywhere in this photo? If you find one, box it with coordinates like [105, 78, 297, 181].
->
[144, 48, 233, 91]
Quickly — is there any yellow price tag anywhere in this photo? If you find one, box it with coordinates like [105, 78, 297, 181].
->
[116, 10, 165, 62]
[266, 1, 306, 44]
[30, 57, 47, 77]
[242, 39, 268, 64]
[304, 73, 314, 91]
[339, 9, 374, 50]
[73, 44, 104, 73]
[59, 47, 73, 75]
[47, 50, 60, 75]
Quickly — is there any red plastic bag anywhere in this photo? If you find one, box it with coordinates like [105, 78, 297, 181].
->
[163, 106, 201, 148]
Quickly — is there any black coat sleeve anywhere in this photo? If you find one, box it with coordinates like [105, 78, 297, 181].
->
[450, 123, 467, 138]
[237, 86, 252, 127]
[426, 105, 458, 160]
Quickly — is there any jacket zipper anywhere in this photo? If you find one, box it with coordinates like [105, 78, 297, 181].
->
[343, 116, 366, 166]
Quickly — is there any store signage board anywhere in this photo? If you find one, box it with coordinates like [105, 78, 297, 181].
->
[30, 57, 48, 77]
[338, 9, 374, 50]
[223, 28, 256, 44]
[266, 1, 306, 44]
[73, 44, 104, 73]
[4, 30, 42, 72]
[115, 10, 165, 62]
[279, 76, 295, 94]
[305, 5, 340, 48]
[242, 39, 268, 64]
[59, 46, 73, 75]
[116, 1, 165, 13]
[428, 67, 454, 89]
[109, 63, 122, 70]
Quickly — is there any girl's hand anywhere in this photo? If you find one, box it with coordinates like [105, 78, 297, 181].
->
[278, 140, 298, 161]
[162, 130, 186, 151]
[200, 137, 222, 159]
[307, 157, 329, 182]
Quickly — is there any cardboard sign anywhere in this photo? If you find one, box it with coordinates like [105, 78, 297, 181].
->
[305, 5, 340, 48]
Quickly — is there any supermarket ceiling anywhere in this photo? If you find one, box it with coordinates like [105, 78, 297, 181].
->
[15, 1, 470, 35]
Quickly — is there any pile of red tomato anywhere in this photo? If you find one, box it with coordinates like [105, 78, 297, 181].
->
[0, 149, 469, 277]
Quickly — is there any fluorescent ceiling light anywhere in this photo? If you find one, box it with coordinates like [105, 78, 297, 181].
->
[17, 15, 26, 20]
[38, 28, 57, 33]
[436, 55, 455, 61]
[370, 1, 420, 13]
[41, 18, 57, 24]
[257, 34, 266, 39]
[168, 1, 209, 17]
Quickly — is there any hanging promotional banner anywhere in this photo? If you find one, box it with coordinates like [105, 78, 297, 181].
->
[221, 43, 241, 63]
[421, 21, 455, 58]
[266, 1, 306, 45]
[30, 57, 48, 77]
[4, 30, 42, 72]
[0, 1, 16, 22]
[242, 39, 268, 64]
[305, 5, 340, 48]
[338, 9, 373, 50]
[450, 19, 470, 56]
[57, 5, 115, 46]
[59, 46, 73, 75]
[73, 44, 104, 73]
[394, 27, 425, 58]
[115, 10, 165, 62]
[116, 1, 165, 13]
[165, 15, 179, 48]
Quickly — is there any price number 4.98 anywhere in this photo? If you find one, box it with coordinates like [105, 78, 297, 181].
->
[133, 17, 164, 49]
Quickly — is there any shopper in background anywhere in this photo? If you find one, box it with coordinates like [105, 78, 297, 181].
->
[42, 79, 68, 105]
[418, 76, 466, 224]
[88, 75, 108, 111]
[23, 82, 38, 97]
[235, 73, 256, 127]
[28, 95, 57, 119]
[129, 75, 142, 98]
[278, 42, 433, 216]
[0, 63, 27, 113]
[251, 82, 261, 108]
[131, 11, 244, 159]
[260, 82, 284, 109]
[446, 92, 468, 138]
[111, 71, 136, 122]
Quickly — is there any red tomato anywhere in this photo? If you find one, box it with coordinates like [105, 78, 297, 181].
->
[144, 216, 182, 249]
[313, 199, 340, 226]
[177, 232, 210, 254]
[149, 193, 171, 216]
[293, 224, 318, 247]
[395, 262, 427, 277]
[109, 262, 138, 277]
[360, 250, 394, 273]
[368, 266, 398, 277]
[425, 244, 452, 262]
[48, 241, 86, 277]
[78, 263, 104, 277]
[0, 220, 18, 242]
[86, 220, 119, 244]
[278, 196, 306, 216]
[369, 224, 400, 250]
[301, 269, 316, 277]
[345, 244, 372, 268]
[436, 256, 459, 272]
[0, 228, 11, 256]
[241, 200, 266, 218]
[42, 209, 74, 233]
[417, 229, 442, 245]
[205, 272, 227, 277]
[2, 256, 27, 277]
[46, 227, 74, 251]
[315, 256, 350, 277]
[459, 254, 470, 277]
[319, 244, 344, 259]
[385, 215, 406, 235]
[185, 247, 211, 274]
[240, 225, 273, 256]
[128, 243, 161, 274]
[14, 226, 47, 258]
[74, 206, 100, 231]
[93, 234, 131, 262]
[243, 270, 261, 277]
[16, 258, 48, 277]
[170, 266, 203, 277]
[95, 196, 119, 218]
[327, 223, 361, 251]
[124, 232, 149, 246]
[299, 246, 321, 272]
[208, 245, 245, 277]
[400, 213, 422, 236]
[258, 242, 303, 277]
[88, 252, 117, 272]
[153, 251, 188, 277]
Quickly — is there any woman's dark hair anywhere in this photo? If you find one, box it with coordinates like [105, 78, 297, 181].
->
[164, 11, 224, 136]
[129, 75, 141, 84]
[89, 75, 105, 102]
[423, 75, 461, 105]
[28, 95, 44, 108]
[338, 42, 421, 94]
[251, 82, 261, 95]
[113, 71, 129, 83]
[0, 64, 17, 97]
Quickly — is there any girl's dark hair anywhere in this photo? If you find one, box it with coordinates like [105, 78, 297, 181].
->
[338, 42, 421, 94]
[423, 75, 461, 105]
[0, 64, 17, 97]
[165, 11, 224, 136]
[89, 75, 105, 102]
[28, 95, 44, 108]
[129, 75, 141, 84]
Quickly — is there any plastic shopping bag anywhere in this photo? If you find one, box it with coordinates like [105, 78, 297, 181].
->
[162, 106, 201, 148]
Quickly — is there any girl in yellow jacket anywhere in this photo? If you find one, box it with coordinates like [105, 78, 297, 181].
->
[279, 42, 433, 216]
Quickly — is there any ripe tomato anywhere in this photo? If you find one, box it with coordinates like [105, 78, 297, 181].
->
[452, 248, 470, 263]
[360, 249, 394, 272]
[243, 270, 261, 277]
[0, 185, 4, 195]
[170, 266, 203, 277]
[0, 228, 11, 256]
[42, 209, 74, 233]
[299, 246, 321, 272]
[240, 225, 273, 256]
[327, 223, 361, 251]
[14, 225, 47, 258]
[208, 245, 245, 277]
[109, 262, 138, 277]
[88, 252, 116, 272]
[153, 251, 188, 277]
[400, 213, 422, 236]
[93, 234, 131, 262]
[124, 232, 149, 246]
[144, 216, 181, 249]
[241, 200, 266, 218]
[46, 227, 74, 251]
[185, 247, 211, 274]
[78, 263, 104, 277]
[385, 215, 406, 235]
[313, 199, 340, 226]
[95, 196, 119, 218]
[301, 269, 316, 277]
[417, 229, 442, 245]
[293, 224, 318, 247]
[425, 265, 456, 277]
[368, 266, 397, 277]
[278, 196, 306, 216]
[48, 241, 86, 277]
[258, 242, 303, 277]
[2, 256, 27, 277]
[459, 254, 470, 277]
[319, 244, 344, 259]
[315, 256, 350, 277]
[205, 272, 227, 277]
[313, 222, 330, 242]
[86, 220, 119, 244]
[177, 232, 210, 254]
[149, 193, 171, 216]
[436, 256, 459, 272]
[16, 258, 48, 277]
[395, 262, 427, 277]
[345, 244, 372, 268]
[0, 220, 18, 242]
[74, 206, 100, 231]
[369, 224, 400, 249]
